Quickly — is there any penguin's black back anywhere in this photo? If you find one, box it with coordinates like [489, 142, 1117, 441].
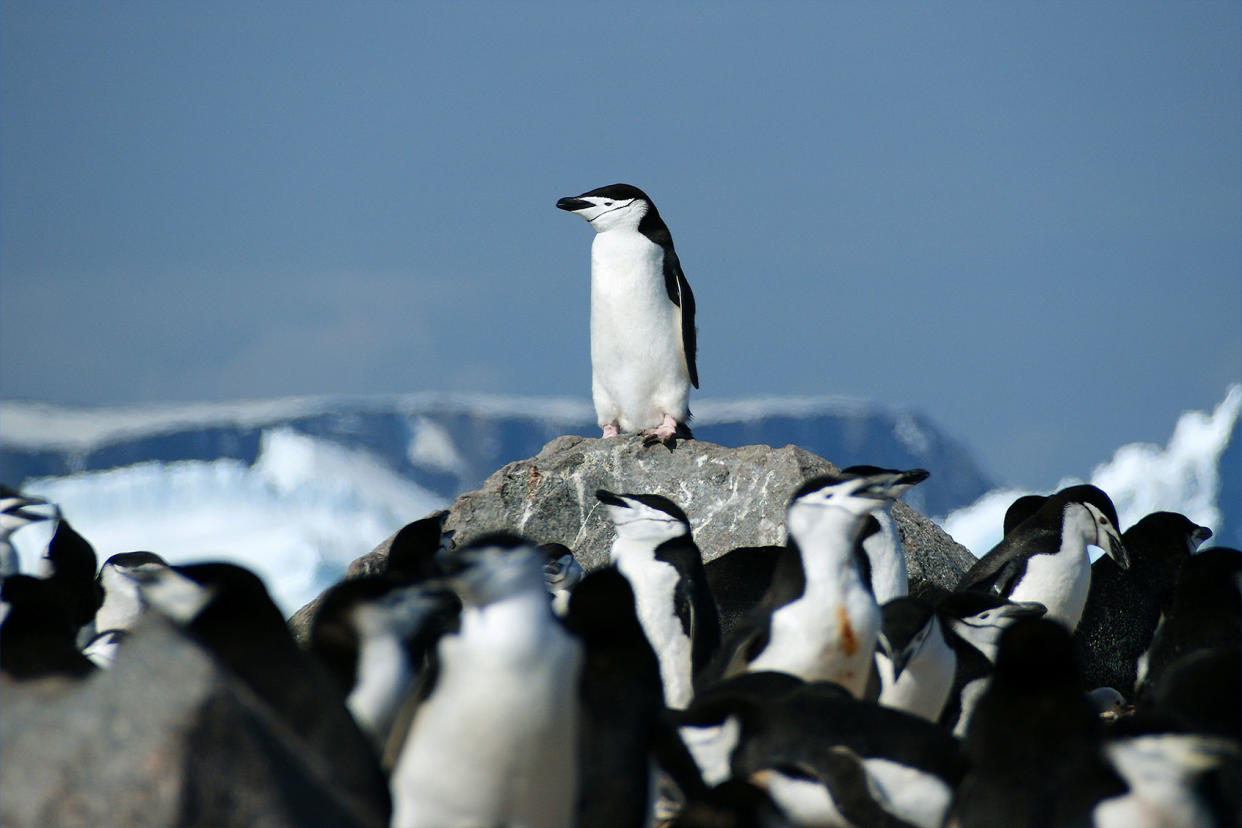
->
[0, 574, 95, 679]
[1075, 512, 1207, 696]
[567, 567, 705, 827]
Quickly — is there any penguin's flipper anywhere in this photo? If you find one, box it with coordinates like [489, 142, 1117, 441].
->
[662, 249, 698, 390]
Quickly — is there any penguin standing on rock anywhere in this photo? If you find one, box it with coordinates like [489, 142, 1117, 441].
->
[957, 484, 1128, 632]
[557, 183, 698, 445]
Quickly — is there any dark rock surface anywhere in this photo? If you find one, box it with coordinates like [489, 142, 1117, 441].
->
[289, 435, 975, 640]
[1, 615, 387, 828]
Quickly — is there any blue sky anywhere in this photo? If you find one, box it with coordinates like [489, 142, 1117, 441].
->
[2, 2, 1239, 490]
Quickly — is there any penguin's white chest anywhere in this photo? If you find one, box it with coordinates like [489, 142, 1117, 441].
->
[390, 602, 581, 827]
[613, 541, 694, 709]
[589, 231, 689, 431]
[1008, 538, 1092, 631]
[748, 574, 880, 698]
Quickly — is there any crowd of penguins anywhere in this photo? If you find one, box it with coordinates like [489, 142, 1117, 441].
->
[1, 465, 1238, 828]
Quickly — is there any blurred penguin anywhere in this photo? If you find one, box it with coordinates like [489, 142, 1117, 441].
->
[0, 486, 51, 577]
[389, 533, 581, 828]
[81, 551, 169, 668]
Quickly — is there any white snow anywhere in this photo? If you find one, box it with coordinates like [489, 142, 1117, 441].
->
[942, 385, 1241, 558]
[406, 416, 468, 475]
[8, 428, 445, 615]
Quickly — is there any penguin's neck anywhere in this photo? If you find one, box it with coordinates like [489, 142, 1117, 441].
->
[347, 628, 413, 740]
[865, 506, 908, 603]
[460, 587, 556, 655]
[792, 509, 870, 596]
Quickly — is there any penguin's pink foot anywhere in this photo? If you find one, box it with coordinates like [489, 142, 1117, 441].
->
[640, 414, 687, 447]
[601, 423, 620, 438]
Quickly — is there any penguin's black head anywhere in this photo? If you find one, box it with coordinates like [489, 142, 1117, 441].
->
[1123, 511, 1213, 559]
[877, 597, 938, 678]
[1002, 494, 1048, 535]
[597, 489, 692, 547]
[386, 512, 450, 584]
[439, 532, 546, 606]
[557, 183, 656, 232]
[101, 551, 168, 570]
[841, 465, 930, 495]
[0, 488, 52, 530]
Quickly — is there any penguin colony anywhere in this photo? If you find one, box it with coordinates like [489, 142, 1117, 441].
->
[2, 186, 1239, 827]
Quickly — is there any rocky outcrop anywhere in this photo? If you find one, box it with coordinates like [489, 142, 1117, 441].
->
[289, 435, 975, 639]
[0, 615, 389, 828]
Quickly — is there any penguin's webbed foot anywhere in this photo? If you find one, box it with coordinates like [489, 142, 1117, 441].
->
[601, 423, 620, 438]
[640, 415, 692, 448]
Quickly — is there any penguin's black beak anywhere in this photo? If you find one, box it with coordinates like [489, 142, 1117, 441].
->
[890, 647, 914, 681]
[1106, 534, 1130, 570]
[556, 197, 592, 212]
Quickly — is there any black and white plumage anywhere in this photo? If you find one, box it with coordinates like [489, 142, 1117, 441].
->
[136, 562, 393, 827]
[1094, 718, 1240, 828]
[875, 597, 956, 722]
[540, 541, 583, 617]
[841, 466, 929, 605]
[0, 486, 51, 577]
[934, 591, 1049, 737]
[681, 673, 968, 828]
[957, 484, 1128, 631]
[309, 576, 460, 747]
[597, 489, 720, 709]
[389, 533, 582, 828]
[702, 470, 907, 699]
[557, 183, 698, 444]
[1076, 511, 1212, 697]
[947, 618, 1126, 828]
[82, 550, 169, 668]
[38, 518, 104, 636]
[566, 567, 707, 828]
[1135, 546, 1241, 704]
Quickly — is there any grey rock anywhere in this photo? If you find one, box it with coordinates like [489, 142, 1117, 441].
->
[1, 615, 386, 828]
[289, 435, 976, 640]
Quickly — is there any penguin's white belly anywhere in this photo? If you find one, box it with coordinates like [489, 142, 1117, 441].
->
[590, 232, 689, 432]
[614, 542, 694, 709]
[748, 586, 880, 698]
[1008, 545, 1091, 631]
[875, 628, 955, 722]
[390, 630, 580, 827]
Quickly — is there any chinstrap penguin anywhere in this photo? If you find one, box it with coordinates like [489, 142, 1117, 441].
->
[136, 562, 393, 827]
[841, 465, 929, 605]
[308, 576, 460, 748]
[1076, 511, 1212, 698]
[557, 183, 698, 445]
[701, 470, 905, 698]
[566, 567, 708, 827]
[947, 618, 1126, 828]
[957, 484, 1128, 631]
[389, 533, 581, 828]
[82, 550, 169, 668]
[874, 596, 956, 722]
[0, 486, 51, 577]
[597, 489, 720, 709]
